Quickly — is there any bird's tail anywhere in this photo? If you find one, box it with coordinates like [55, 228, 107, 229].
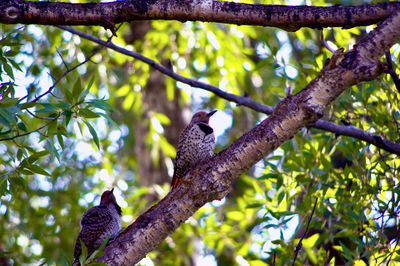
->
[171, 173, 179, 190]
[171, 170, 180, 190]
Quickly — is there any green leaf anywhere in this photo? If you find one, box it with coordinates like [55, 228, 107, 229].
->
[246, 202, 264, 209]
[20, 150, 49, 167]
[8, 58, 22, 72]
[20, 169, 34, 175]
[87, 236, 110, 261]
[263, 224, 277, 229]
[17, 122, 27, 132]
[20, 102, 38, 109]
[83, 120, 100, 149]
[258, 173, 278, 180]
[86, 76, 96, 92]
[97, 235, 111, 251]
[25, 164, 51, 176]
[79, 239, 88, 265]
[72, 78, 83, 100]
[0, 128, 11, 135]
[65, 90, 73, 103]
[160, 136, 176, 157]
[87, 99, 118, 113]
[36, 103, 57, 113]
[3, 62, 14, 80]
[10, 176, 26, 189]
[0, 177, 8, 195]
[47, 137, 60, 163]
[0, 109, 15, 126]
[97, 112, 119, 129]
[268, 155, 282, 161]
[154, 112, 171, 125]
[0, 98, 18, 108]
[271, 239, 283, 245]
[63, 109, 72, 126]
[348, 209, 359, 222]
[17, 148, 25, 161]
[57, 134, 65, 150]
[79, 108, 100, 119]
[5, 50, 19, 57]
[276, 175, 283, 190]
[83, 236, 110, 265]
[277, 191, 285, 205]
[339, 241, 353, 261]
[47, 119, 58, 134]
[56, 102, 71, 109]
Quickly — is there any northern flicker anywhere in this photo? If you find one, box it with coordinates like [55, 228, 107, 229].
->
[73, 188, 122, 265]
[171, 110, 217, 189]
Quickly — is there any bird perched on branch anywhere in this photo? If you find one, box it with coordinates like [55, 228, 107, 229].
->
[73, 188, 122, 265]
[171, 110, 217, 189]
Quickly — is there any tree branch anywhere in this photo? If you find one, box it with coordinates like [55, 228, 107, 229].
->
[310, 120, 400, 155]
[20, 26, 118, 103]
[58, 26, 400, 156]
[0, 115, 58, 142]
[1, 1, 400, 31]
[292, 197, 318, 265]
[99, 9, 400, 265]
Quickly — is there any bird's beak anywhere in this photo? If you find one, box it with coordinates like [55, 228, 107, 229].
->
[207, 110, 217, 117]
[110, 187, 114, 193]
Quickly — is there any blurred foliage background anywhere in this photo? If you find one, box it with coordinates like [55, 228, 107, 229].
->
[1, 0, 400, 265]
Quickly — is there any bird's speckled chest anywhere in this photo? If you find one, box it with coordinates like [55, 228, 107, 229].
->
[176, 123, 215, 168]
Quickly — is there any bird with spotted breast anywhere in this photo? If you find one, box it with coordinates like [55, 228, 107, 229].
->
[171, 110, 217, 189]
[73, 188, 122, 265]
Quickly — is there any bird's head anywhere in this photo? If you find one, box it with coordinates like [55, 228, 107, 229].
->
[191, 110, 217, 124]
[100, 188, 117, 205]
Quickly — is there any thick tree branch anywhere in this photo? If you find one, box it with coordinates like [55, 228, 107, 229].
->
[1, 0, 400, 31]
[99, 9, 400, 266]
[58, 26, 400, 155]
[310, 120, 400, 155]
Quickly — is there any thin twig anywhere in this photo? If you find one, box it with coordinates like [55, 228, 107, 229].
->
[20, 25, 121, 103]
[26, 109, 54, 120]
[292, 197, 318, 266]
[320, 30, 335, 54]
[58, 26, 400, 156]
[273, 251, 276, 266]
[3, 26, 123, 142]
[31, 47, 103, 102]
[385, 51, 400, 93]
[386, 222, 400, 264]
[56, 49, 69, 70]
[0, 116, 58, 142]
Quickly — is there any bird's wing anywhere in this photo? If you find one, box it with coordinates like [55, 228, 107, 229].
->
[172, 126, 193, 184]
[81, 206, 112, 227]
[74, 206, 112, 259]
[174, 126, 191, 164]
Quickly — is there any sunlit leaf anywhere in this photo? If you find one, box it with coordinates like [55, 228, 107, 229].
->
[83, 120, 100, 149]
[25, 164, 51, 176]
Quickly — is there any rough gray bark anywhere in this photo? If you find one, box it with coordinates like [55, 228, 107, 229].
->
[99, 9, 400, 266]
[1, 0, 400, 31]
